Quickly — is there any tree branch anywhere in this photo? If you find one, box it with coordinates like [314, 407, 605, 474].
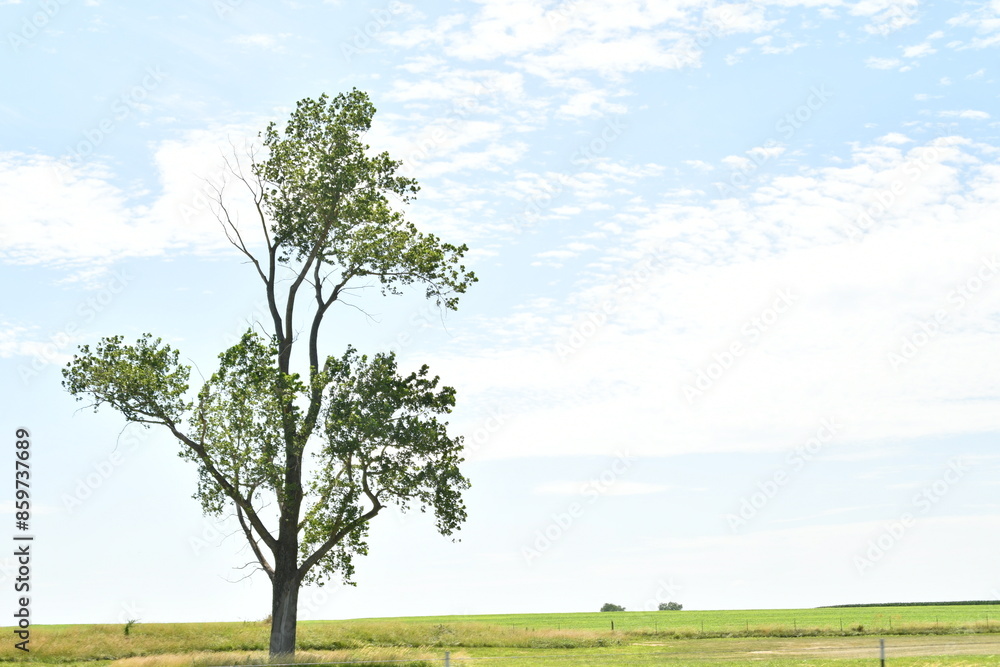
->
[297, 500, 382, 582]
[297, 267, 353, 447]
[210, 167, 269, 286]
[163, 420, 278, 553]
[295, 458, 384, 581]
[237, 502, 275, 581]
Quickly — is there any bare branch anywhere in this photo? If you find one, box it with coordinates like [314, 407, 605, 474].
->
[209, 151, 271, 287]
[226, 561, 268, 584]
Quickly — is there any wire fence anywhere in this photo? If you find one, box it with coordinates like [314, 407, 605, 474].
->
[502, 613, 998, 635]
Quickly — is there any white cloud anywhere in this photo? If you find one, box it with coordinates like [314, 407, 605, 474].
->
[533, 249, 576, 263]
[685, 160, 715, 172]
[939, 109, 991, 119]
[721, 155, 754, 170]
[533, 480, 670, 495]
[865, 56, 902, 69]
[557, 88, 628, 118]
[441, 135, 1000, 460]
[0, 155, 166, 267]
[383, 0, 785, 84]
[225, 33, 291, 52]
[852, 0, 919, 35]
[532, 241, 598, 266]
[386, 68, 527, 107]
[724, 46, 751, 65]
[0, 127, 262, 270]
[947, 3, 1000, 49]
[705, 2, 781, 35]
[902, 42, 936, 58]
[752, 34, 807, 55]
[0, 323, 32, 358]
[876, 132, 912, 145]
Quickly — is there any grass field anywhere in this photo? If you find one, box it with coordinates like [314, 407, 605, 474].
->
[345, 604, 1000, 636]
[4, 605, 1000, 666]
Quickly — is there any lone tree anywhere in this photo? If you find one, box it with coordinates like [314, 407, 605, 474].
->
[600, 603, 625, 612]
[63, 90, 476, 658]
[658, 602, 682, 611]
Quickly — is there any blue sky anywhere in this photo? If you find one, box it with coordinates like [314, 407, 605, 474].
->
[2, 0, 1000, 625]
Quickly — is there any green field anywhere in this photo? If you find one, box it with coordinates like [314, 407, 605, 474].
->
[4, 605, 1000, 666]
[347, 603, 1000, 635]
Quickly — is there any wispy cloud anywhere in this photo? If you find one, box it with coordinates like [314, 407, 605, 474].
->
[225, 33, 292, 52]
[902, 42, 936, 58]
[439, 136, 1000, 460]
[0, 126, 259, 270]
[865, 56, 902, 70]
[534, 480, 670, 496]
[939, 109, 991, 120]
[947, 3, 1000, 49]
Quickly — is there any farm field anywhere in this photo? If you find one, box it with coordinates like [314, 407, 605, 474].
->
[347, 603, 1000, 635]
[4, 605, 1000, 666]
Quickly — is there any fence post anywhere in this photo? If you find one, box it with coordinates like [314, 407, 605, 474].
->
[880, 638, 885, 667]
[445, 650, 451, 667]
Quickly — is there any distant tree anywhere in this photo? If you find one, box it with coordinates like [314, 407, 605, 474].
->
[658, 602, 683, 611]
[600, 603, 625, 612]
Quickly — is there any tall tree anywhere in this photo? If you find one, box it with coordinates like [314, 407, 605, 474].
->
[62, 90, 477, 657]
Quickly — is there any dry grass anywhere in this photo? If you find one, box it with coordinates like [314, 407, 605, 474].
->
[3, 614, 999, 665]
[108, 647, 437, 667]
[3, 622, 271, 661]
[0, 621, 621, 663]
[303, 622, 626, 649]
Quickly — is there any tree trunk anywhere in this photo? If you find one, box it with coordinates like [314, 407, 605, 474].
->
[271, 399, 304, 660]
[269, 550, 300, 658]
